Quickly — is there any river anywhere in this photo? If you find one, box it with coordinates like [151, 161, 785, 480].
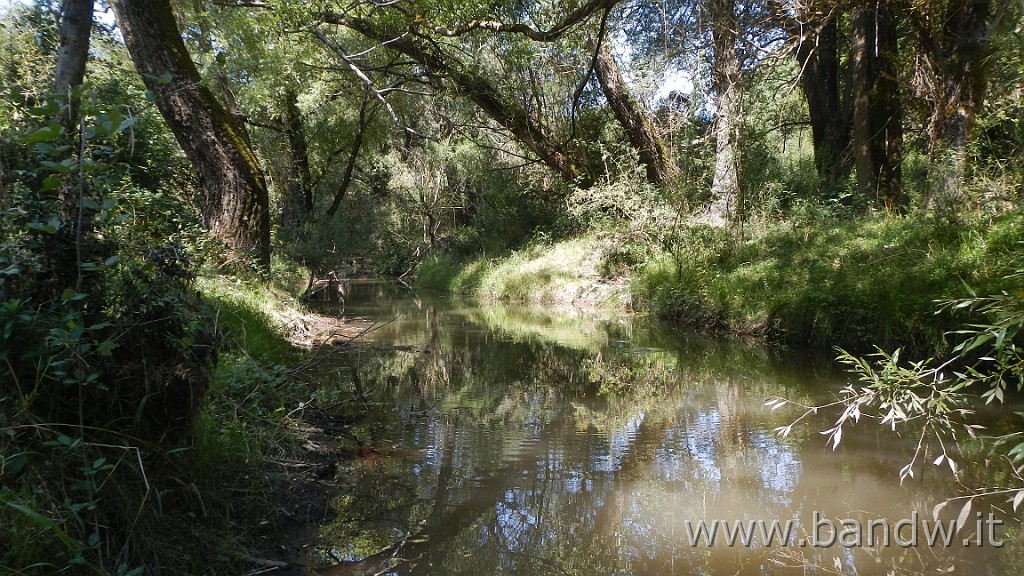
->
[303, 280, 1022, 576]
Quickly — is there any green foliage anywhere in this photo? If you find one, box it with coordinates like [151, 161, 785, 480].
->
[634, 211, 1024, 353]
[0, 29, 310, 570]
[2, 91, 213, 431]
[0, 70, 235, 570]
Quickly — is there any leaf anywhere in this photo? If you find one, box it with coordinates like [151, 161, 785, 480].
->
[899, 463, 915, 482]
[1012, 490, 1024, 512]
[117, 115, 138, 132]
[932, 501, 948, 522]
[3, 453, 28, 475]
[933, 454, 945, 466]
[956, 499, 973, 532]
[19, 123, 61, 145]
[40, 173, 62, 193]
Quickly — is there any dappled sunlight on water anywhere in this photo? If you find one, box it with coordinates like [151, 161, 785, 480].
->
[310, 281, 1023, 576]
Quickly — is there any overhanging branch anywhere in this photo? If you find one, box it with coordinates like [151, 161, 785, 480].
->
[311, 28, 435, 141]
[414, 0, 623, 42]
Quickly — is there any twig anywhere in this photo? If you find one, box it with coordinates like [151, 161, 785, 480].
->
[311, 29, 435, 141]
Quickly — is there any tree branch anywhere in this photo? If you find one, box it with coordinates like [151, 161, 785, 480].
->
[321, 11, 589, 184]
[325, 94, 371, 218]
[413, 0, 623, 42]
[311, 28, 436, 141]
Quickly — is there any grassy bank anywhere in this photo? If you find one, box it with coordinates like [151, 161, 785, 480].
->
[417, 211, 1024, 355]
[417, 235, 633, 308]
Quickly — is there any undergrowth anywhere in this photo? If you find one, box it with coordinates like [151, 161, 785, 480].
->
[417, 209, 1024, 356]
[0, 272, 323, 575]
[0, 71, 352, 574]
[635, 211, 1024, 354]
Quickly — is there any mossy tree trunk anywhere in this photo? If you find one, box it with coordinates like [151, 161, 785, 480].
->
[592, 41, 676, 186]
[793, 12, 851, 185]
[111, 0, 271, 268]
[279, 87, 314, 228]
[911, 0, 1009, 206]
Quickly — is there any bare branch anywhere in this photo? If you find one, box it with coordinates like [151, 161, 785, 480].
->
[311, 29, 435, 141]
[244, 115, 285, 133]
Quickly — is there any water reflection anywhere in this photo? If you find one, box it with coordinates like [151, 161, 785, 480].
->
[311, 282, 1020, 576]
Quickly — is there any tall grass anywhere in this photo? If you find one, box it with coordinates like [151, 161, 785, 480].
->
[635, 211, 1024, 354]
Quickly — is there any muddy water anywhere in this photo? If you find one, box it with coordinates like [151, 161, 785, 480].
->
[308, 281, 1022, 575]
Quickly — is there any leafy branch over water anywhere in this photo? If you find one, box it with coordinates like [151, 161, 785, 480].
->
[768, 272, 1024, 517]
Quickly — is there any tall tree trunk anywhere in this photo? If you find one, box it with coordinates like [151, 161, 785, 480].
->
[911, 0, 1008, 206]
[851, 2, 904, 211]
[794, 12, 850, 183]
[926, 0, 1000, 152]
[52, 0, 94, 220]
[279, 87, 314, 227]
[876, 4, 903, 210]
[851, 5, 874, 200]
[707, 0, 742, 226]
[592, 42, 676, 186]
[53, 0, 93, 130]
[111, 0, 271, 268]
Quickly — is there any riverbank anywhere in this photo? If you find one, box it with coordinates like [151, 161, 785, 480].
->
[193, 273, 375, 574]
[416, 211, 1024, 355]
[0, 261, 372, 575]
[417, 236, 634, 309]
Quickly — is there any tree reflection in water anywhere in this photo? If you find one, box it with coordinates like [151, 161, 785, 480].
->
[311, 282, 1019, 576]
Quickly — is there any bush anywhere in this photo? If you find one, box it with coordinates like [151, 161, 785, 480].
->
[0, 85, 236, 573]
